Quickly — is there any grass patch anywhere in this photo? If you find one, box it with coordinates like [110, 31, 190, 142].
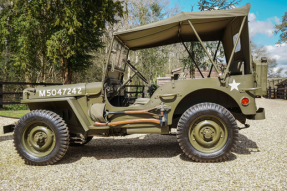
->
[2, 104, 29, 110]
[0, 110, 30, 118]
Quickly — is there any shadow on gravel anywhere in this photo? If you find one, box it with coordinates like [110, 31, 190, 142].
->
[58, 133, 259, 165]
[179, 152, 238, 162]
[59, 134, 181, 164]
[233, 134, 260, 154]
[0, 134, 13, 142]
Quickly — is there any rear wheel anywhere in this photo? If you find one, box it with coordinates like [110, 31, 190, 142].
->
[177, 103, 238, 162]
[13, 110, 69, 165]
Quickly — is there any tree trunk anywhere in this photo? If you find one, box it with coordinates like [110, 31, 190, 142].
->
[40, 54, 46, 82]
[3, 14, 10, 82]
[3, 37, 8, 81]
[191, 42, 195, 79]
[128, 66, 131, 93]
[192, 68, 195, 79]
[61, 58, 72, 84]
[25, 71, 32, 88]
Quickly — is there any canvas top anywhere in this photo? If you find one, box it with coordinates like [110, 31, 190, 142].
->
[113, 3, 251, 50]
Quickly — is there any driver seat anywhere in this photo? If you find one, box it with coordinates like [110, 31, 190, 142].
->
[129, 98, 150, 107]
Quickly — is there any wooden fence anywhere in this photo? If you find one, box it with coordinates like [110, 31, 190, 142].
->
[266, 87, 287, 99]
[0, 81, 62, 110]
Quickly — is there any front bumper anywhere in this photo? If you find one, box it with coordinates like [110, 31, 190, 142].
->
[247, 108, 265, 120]
[3, 124, 15, 134]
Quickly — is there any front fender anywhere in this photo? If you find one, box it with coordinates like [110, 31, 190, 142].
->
[22, 97, 90, 132]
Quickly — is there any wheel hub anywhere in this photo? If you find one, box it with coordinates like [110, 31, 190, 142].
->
[189, 116, 228, 153]
[22, 123, 56, 157]
[202, 127, 214, 141]
[34, 132, 48, 144]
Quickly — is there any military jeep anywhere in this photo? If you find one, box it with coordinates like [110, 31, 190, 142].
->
[11, 3, 267, 165]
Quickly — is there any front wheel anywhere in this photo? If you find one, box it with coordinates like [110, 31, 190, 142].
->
[177, 103, 238, 162]
[13, 110, 69, 165]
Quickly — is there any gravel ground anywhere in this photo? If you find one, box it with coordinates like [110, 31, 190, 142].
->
[0, 98, 287, 190]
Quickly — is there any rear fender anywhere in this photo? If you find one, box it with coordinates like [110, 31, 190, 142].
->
[153, 75, 257, 125]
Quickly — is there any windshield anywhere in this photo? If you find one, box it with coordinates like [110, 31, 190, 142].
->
[108, 39, 129, 71]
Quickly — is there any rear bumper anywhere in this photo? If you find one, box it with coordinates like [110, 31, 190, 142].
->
[247, 108, 265, 120]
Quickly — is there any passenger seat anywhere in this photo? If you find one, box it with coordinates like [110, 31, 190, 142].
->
[129, 98, 150, 107]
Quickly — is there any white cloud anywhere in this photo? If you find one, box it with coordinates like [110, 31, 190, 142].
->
[248, 13, 280, 38]
[265, 43, 287, 65]
[249, 13, 256, 22]
[275, 65, 287, 77]
[264, 43, 287, 76]
[247, 13, 285, 75]
[273, 17, 280, 24]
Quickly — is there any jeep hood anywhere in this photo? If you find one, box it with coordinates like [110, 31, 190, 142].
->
[22, 82, 102, 100]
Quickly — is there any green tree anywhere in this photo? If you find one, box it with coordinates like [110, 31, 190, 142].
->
[275, 12, 287, 44]
[0, 0, 14, 82]
[46, 0, 123, 84]
[0, 0, 123, 84]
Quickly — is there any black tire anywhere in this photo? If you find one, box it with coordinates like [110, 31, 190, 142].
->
[13, 110, 69, 165]
[69, 136, 93, 146]
[177, 103, 238, 162]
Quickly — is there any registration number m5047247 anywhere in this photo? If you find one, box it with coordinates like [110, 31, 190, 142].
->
[39, 88, 82, 97]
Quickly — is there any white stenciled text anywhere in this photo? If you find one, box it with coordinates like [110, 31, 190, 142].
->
[39, 88, 82, 97]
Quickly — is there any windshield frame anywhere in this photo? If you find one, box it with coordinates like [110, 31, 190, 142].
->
[102, 37, 129, 93]
[107, 37, 129, 73]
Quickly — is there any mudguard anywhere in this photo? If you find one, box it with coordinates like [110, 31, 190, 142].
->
[21, 97, 90, 132]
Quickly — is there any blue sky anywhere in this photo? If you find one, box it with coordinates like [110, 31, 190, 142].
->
[170, 0, 287, 74]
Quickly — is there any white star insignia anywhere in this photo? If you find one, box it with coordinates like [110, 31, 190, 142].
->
[229, 79, 240, 91]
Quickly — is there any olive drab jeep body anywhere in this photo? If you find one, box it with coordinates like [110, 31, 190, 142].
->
[11, 3, 267, 165]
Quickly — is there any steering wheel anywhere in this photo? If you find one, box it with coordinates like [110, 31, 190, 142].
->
[125, 60, 149, 84]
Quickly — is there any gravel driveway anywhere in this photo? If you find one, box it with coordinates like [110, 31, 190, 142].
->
[0, 98, 287, 190]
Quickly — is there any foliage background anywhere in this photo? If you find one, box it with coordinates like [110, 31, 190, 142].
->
[0, 0, 285, 91]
